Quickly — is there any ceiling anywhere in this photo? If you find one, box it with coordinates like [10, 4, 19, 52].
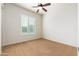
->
[15, 3, 52, 15]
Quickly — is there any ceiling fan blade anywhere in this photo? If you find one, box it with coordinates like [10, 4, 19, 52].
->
[42, 8, 47, 12]
[42, 3, 51, 6]
[36, 9, 39, 13]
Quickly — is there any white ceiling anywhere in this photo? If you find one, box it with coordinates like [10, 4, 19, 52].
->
[15, 3, 52, 15]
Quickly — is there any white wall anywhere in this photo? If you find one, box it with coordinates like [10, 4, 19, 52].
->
[2, 4, 42, 46]
[0, 3, 2, 54]
[2, 3, 77, 47]
[43, 3, 77, 47]
[78, 4, 79, 47]
[77, 4, 79, 56]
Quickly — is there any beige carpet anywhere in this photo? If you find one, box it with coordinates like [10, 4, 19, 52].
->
[2, 39, 77, 56]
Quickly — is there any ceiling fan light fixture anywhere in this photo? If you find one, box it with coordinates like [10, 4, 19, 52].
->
[33, 3, 51, 13]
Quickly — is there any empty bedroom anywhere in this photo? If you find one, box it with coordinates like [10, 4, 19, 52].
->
[1, 3, 78, 56]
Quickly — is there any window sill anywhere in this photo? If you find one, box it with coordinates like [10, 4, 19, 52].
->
[21, 33, 35, 35]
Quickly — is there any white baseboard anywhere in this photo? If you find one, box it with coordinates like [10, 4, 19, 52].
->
[43, 37, 77, 48]
[2, 37, 41, 47]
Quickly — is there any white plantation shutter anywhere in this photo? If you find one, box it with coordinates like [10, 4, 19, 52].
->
[29, 16, 36, 33]
[21, 14, 36, 34]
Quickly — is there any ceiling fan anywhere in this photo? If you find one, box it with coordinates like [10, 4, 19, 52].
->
[32, 3, 51, 13]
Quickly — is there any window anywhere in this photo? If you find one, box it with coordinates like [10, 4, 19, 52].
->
[21, 14, 36, 34]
